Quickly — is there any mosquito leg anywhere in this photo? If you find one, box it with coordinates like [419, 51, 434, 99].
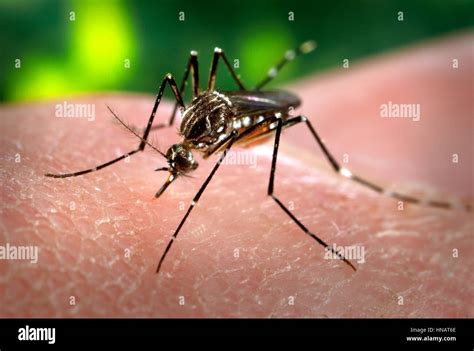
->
[198, 114, 355, 270]
[140, 74, 184, 146]
[208, 47, 246, 91]
[156, 131, 238, 274]
[284, 115, 468, 211]
[254, 40, 317, 90]
[149, 51, 200, 131]
[45, 149, 141, 178]
[266, 117, 356, 271]
[45, 74, 184, 178]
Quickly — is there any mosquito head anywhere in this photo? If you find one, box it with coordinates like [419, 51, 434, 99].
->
[155, 143, 198, 198]
[166, 143, 198, 173]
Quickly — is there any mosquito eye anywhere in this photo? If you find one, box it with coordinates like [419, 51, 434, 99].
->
[185, 150, 193, 160]
[174, 152, 194, 170]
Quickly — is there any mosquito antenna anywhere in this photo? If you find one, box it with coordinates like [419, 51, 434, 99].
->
[106, 105, 167, 158]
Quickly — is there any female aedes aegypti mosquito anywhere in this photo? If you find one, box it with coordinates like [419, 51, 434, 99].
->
[46, 41, 469, 274]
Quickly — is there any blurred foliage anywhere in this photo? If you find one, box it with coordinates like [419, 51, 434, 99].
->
[0, 0, 473, 102]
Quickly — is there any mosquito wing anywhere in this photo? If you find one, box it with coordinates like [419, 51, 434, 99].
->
[223, 90, 301, 117]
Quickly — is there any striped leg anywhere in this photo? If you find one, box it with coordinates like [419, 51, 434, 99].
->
[254, 40, 317, 90]
[268, 117, 357, 271]
[208, 47, 246, 91]
[156, 131, 239, 273]
[150, 51, 200, 131]
[45, 74, 184, 178]
[282, 115, 468, 211]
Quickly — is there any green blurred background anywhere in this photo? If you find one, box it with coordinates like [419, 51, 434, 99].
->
[1, 0, 473, 102]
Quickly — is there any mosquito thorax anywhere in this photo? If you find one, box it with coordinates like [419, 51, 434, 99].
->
[166, 143, 198, 174]
[180, 91, 234, 149]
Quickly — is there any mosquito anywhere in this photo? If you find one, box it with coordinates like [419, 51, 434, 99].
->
[45, 41, 469, 274]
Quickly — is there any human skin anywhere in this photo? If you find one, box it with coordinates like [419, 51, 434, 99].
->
[0, 32, 472, 318]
